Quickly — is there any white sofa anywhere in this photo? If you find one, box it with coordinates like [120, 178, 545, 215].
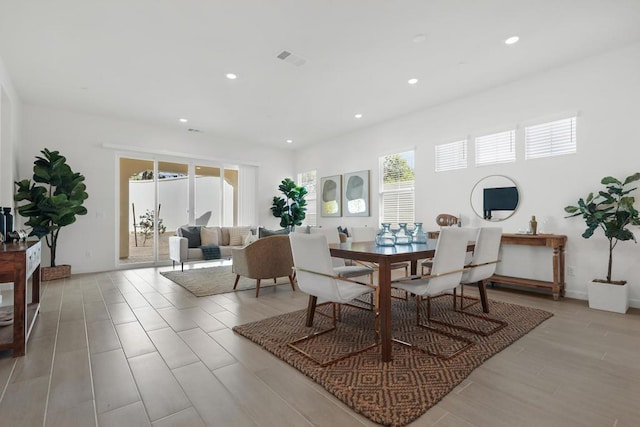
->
[169, 226, 254, 270]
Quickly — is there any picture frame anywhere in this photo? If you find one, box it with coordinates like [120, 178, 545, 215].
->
[343, 170, 370, 217]
[320, 175, 342, 217]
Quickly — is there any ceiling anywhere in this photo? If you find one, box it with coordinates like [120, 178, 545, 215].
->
[1, 1, 640, 149]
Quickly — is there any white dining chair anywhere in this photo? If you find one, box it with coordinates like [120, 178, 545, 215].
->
[392, 227, 474, 359]
[288, 233, 379, 366]
[309, 227, 374, 283]
[451, 226, 507, 335]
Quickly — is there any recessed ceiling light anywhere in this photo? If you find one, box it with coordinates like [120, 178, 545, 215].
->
[505, 36, 520, 45]
[286, 139, 293, 144]
[179, 118, 188, 123]
[226, 73, 238, 80]
[354, 113, 363, 119]
[408, 78, 419, 85]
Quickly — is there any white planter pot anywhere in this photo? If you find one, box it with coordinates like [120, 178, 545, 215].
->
[587, 280, 629, 313]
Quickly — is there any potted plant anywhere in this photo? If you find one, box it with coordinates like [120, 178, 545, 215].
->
[564, 172, 640, 313]
[271, 178, 307, 231]
[14, 149, 88, 280]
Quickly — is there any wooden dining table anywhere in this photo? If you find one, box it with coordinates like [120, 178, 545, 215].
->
[314, 240, 477, 363]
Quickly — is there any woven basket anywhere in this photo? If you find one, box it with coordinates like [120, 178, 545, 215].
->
[41, 265, 71, 281]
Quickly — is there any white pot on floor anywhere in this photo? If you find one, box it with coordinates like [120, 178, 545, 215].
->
[587, 280, 629, 313]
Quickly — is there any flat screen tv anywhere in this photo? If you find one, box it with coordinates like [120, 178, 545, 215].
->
[483, 186, 518, 220]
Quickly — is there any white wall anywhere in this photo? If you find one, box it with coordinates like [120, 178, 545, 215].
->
[17, 106, 295, 273]
[295, 42, 640, 307]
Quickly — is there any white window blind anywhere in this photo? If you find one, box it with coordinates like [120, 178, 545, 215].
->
[380, 151, 415, 226]
[525, 117, 576, 159]
[435, 140, 467, 172]
[297, 170, 317, 226]
[475, 130, 516, 166]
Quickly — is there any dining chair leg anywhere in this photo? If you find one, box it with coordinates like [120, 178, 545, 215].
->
[233, 274, 241, 290]
[393, 294, 473, 359]
[288, 275, 296, 291]
[255, 279, 261, 298]
[290, 300, 380, 367]
[458, 283, 481, 311]
[426, 291, 507, 337]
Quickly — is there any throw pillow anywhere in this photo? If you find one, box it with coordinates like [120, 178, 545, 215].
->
[200, 227, 219, 246]
[258, 228, 289, 238]
[243, 232, 258, 245]
[180, 226, 201, 248]
[229, 227, 251, 246]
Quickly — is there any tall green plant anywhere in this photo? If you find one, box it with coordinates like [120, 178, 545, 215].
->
[564, 172, 640, 283]
[271, 178, 307, 230]
[14, 149, 89, 267]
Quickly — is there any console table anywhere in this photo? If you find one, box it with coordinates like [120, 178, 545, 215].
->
[490, 233, 567, 300]
[0, 241, 42, 357]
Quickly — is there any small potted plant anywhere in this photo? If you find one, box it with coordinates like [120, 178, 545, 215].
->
[564, 172, 640, 313]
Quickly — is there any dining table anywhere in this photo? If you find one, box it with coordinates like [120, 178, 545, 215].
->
[309, 239, 478, 363]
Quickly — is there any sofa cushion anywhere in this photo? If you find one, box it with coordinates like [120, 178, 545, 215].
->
[200, 227, 220, 246]
[229, 226, 251, 246]
[179, 226, 201, 248]
[259, 227, 289, 238]
[220, 227, 231, 246]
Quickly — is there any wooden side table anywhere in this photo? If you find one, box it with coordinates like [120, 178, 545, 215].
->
[0, 241, 42, 357]
[490, 233, 567, 300]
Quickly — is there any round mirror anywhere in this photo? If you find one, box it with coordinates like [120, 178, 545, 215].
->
[470, 175, 520, 221]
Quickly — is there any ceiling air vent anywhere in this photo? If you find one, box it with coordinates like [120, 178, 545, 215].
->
[276, 50, 307, 67]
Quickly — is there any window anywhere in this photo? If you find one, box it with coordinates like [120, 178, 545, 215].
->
[297, 170, 317, 226]
[525, 117, 576, 159]
[475, 130, 516, 166]
[380, 150, 415, 226]
[435, 140, 467, 172]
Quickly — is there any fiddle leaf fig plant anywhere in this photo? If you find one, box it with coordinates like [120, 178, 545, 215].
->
[564, 172, 640, 283]
[14, 149, 89, 267]
[271, 178, 307, 230]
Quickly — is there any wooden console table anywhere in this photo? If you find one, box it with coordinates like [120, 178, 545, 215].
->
[0, 241, 42, 357]
[490, 233, 567, 300]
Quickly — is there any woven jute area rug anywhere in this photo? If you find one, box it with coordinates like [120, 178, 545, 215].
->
[160, 265, 291, 297]
[233, 296, 552, 426]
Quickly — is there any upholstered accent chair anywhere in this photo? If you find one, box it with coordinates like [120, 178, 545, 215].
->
[231, 235, 296, 297]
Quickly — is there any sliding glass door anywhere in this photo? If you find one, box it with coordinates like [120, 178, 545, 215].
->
[119, 157, 188, 265]
[119, 157, 241, 266]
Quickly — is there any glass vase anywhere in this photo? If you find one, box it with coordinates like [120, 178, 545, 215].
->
[394, 223, 412, 245]
[375, 223, 396, 246]
[411, 222, 428, 244]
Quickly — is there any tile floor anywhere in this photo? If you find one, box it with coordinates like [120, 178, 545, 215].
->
[0, 264, 638, 426]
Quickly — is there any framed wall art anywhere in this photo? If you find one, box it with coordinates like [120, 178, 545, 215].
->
[320, 175, 342, 217]
[343, 170, 370, 217]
